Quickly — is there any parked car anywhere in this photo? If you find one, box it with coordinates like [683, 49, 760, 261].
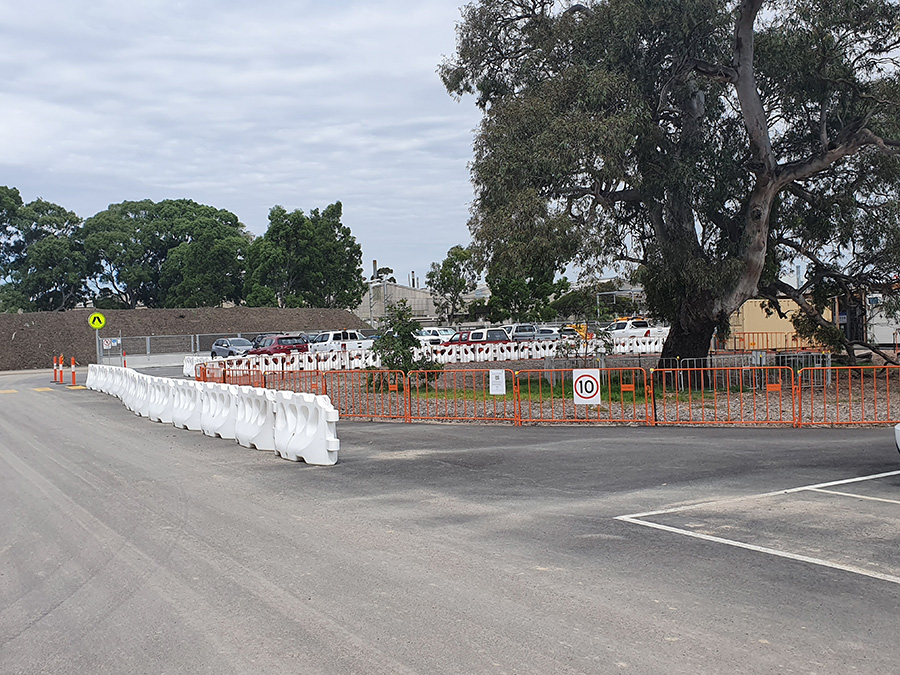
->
[376, 330, 438, 346]
[442, 328, 511, 346]
[535, 326, 560, 340]
[307, 330, 375, 352]
[210, 337, 253, 358]
[251, 332, 285, 348]
[603, 317, 669, 339]
[500, 323, 538, 341]
[247, 334, 309, 355]
[414, 330, 442, 346]
[419, 327, 457, 342]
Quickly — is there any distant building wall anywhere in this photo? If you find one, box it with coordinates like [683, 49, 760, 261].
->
[354, 282, 437, 327]
[730, 298, 833, 334]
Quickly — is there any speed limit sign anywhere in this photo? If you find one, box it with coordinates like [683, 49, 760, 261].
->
[573, 369, 601, 405]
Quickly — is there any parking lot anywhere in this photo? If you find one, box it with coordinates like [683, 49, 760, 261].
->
[619, 469, 900, 585]
[2, 367, 899, 673]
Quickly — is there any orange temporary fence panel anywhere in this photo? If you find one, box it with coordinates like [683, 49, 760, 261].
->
[516, 368, 651, 425]
[196, 363, 226, 383]
[222, 368, 265, 387]
[263, 369, 326, 395]
[323, 370, 408, 420]
[650, 366, 796, 426]
[406, 369, 518, 423]
[720, 332, 819, 352]
[796, 365, 900, 426]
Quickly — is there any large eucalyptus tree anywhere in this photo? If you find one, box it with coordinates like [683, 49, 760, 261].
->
[442, 0, 900, 359]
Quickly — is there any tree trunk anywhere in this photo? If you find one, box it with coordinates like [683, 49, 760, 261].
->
[659, 319, 717, 362]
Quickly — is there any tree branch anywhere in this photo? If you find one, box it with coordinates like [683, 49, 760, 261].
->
[733, 0, 775, 173]
[690, 58, 738, 83]
[776, 129, 900, 186]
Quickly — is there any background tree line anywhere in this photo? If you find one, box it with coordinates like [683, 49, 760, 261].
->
[0, 187, 366, 312]
[426, 243, 639, 324]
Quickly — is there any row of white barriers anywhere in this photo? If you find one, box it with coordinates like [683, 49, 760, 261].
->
[185, 336, 667, 377]
[87, 364, 339, 466]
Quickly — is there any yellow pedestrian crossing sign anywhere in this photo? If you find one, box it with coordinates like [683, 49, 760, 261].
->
[89, 312, 106, 330]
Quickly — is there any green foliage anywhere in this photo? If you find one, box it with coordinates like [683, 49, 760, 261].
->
[83, 199, 247, 309]
[372, 266, 396, 282]
[0, 186, 25, 273]
[243, 202, 365, 309]
[160, 223, 249, 308]
[426, 245, 476, 322]
[0, 190, 90, 311]
[371, 299, 442, 374]
[549, 280, 639, 322]
[0, 283, 29, 313]
[485, 270, 569, 322]
[442, 0, 900, 358]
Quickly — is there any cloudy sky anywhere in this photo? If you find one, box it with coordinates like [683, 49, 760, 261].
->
[1, 0, 484, 283]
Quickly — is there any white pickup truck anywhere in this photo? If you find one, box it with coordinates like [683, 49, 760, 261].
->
[307, 330, 375, 352]
[603, 318, 669, 339]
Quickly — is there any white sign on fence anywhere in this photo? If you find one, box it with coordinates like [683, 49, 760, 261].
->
[573, 368, 601, 405]
[489, 369, 507, 396]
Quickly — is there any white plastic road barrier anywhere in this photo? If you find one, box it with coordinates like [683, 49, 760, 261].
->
[200, 382, 238, 440]
[122, 369, 139, 411]
[148, 377, 175, 424]
[172, 379, 204, 431]
[273, 390, 339, 465]
[87, 364, 340, 466]
[234, 385, 277, 452]
[135, 372, 152, 418]
[183, 355, 208, 378]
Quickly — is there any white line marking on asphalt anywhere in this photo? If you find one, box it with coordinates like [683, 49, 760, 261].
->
[619, 470, 900, 520]
[616, 469, 900, 586]
[809, 488, 900, 506]
[615, 514, 900, 586]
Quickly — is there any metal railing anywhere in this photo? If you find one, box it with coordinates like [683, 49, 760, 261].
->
[516, 368, 650, 425]
[406, 369, 519, 423]
[796, 365, 900, 427]
[649, 366, 796, 426]
[200, 363, 900, 428]
[717, 332, 820, 352]
[263, 370, 326, 395]
[322, 370, 408, 421]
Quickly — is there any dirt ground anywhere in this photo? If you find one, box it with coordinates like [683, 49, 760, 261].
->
[0, 307, 370, 371]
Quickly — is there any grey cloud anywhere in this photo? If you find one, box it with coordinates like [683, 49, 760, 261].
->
[1, 1, 479, 276]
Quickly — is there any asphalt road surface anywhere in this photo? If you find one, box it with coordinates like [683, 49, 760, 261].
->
[1, 369, 899, 674]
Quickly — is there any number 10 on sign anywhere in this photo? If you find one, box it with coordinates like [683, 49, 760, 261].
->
[573, 369, 601, 405]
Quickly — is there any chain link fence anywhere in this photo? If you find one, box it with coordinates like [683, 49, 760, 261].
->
[98, 331, 322, 357]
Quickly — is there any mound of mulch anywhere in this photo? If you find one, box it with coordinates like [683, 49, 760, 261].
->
[0, 307, 370, 371]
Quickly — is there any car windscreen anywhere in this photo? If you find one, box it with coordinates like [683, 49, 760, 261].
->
[231, 338, 253, 347]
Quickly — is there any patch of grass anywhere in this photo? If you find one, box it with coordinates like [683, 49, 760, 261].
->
[408, 377, 650, 403]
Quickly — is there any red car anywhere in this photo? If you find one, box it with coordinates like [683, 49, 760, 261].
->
[247, 334, 309, 355]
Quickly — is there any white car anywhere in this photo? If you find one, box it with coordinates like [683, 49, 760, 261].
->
[604, 318, 669, 339]
[535, 327, 560, 340]
[307, 330, 375, 352]
[419, 327, 456, 343]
